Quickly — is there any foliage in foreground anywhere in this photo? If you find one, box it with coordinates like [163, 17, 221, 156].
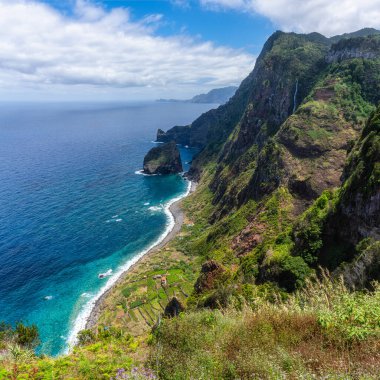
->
[0, 326, 141, 379]
[150, 275, 380, 379]
[1, 276, 379, 379]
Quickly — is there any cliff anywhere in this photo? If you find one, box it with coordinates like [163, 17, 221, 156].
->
[143, 141, 183, 175]
[160, 29, 380, 293]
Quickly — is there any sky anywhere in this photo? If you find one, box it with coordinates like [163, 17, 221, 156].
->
[1, 0, 380, 101]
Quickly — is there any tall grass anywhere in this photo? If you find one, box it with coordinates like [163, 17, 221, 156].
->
[150, 274, 380, 379]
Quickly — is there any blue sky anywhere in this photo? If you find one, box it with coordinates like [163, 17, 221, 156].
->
[42, 0, 274, 54]
[0, 0, 379, 101]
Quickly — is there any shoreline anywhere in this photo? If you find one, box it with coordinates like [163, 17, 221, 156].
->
[66, 179, 196, 351]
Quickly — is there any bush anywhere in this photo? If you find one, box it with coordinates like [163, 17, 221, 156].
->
[317, 283, 380, 341]
[14, 322, 40, 349]
[278, 255, 313, 291]
[77, 329, 96, 346]
[292, 190, 337, 264]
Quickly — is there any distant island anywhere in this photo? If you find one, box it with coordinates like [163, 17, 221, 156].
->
[157, 86, 238, 105]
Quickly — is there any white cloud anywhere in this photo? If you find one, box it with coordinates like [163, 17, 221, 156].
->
[0, 0, 254, 100]
[200, 0, 380, 37]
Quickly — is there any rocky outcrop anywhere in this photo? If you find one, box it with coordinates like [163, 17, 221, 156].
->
[164, 297, 185, 318]
[326, 35, 380, 63]
[334, 242, 380, 290]
[143, 141, 183, 175]
[194, 260, 225, 294]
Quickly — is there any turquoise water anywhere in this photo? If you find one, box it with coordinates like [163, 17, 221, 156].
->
[0, 101, 213, 355]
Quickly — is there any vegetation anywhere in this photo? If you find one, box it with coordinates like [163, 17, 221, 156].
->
[1, 30, 380, 379]
[150, 275, 380, 379]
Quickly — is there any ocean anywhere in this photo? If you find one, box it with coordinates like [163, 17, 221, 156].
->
[0, 101, 214, 355]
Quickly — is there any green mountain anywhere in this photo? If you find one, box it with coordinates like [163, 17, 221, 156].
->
[157, 30, 380, 294]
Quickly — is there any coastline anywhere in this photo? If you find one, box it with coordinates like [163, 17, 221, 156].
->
[66, 179, 196, 351]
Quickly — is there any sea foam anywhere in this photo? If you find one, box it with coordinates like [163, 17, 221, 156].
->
[134, 169, 158, 176]
[148, 205, 162, 212]
[66, 180, 191, 352]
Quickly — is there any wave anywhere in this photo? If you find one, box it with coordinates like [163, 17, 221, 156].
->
[80, 292, 93, 298]
[66, 179, 191, 353]
[105, 218, 122, 223]
[134, 169, 159, 176]
[148, 205, 162, 212]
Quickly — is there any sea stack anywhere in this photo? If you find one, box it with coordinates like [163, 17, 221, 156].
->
[143, 141, 183, 175]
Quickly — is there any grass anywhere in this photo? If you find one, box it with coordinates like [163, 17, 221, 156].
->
[150, 275, 380, 379]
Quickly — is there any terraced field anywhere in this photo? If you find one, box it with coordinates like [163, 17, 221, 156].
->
[95, 230, 199, 336]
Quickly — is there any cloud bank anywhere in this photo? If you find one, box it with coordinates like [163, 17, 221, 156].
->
[0, 0, 254, 100]
[201, 0, 380, 37]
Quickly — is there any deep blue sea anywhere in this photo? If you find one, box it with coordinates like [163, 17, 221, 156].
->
[0, 101, 214, 355]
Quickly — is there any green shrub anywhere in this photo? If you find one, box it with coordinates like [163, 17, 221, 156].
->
[77, 329, 96, 346]
[278, 255, 313, 291]
[14, 322, 40, 349]
[317, 283, 380, 341]
[292, 190, 337, 264]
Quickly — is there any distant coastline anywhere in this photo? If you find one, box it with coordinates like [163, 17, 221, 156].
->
[157, 86, 237, 105]
[66, 179, 195, 351]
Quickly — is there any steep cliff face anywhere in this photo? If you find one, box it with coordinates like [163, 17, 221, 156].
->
[321, 107, 379, 269]
[211, 34, 380, 220]
[143, 141, 183, 175]
[332, 107, 380, 246]
[218, 32, 328, 164]
[153, 30, 380, 293]
[156, 66, 255, 150]
[157, 32, 328, 176]
[326, 35, 380, 63]
[290, 105, 380, 287]
[204, 32, 330, 218]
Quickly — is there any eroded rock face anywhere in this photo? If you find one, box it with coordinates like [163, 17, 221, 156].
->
[143, 141, 183, 175]
[326, 35, 380, 63]
[334, 242, 380, 290]
[194, 260, 225, 293]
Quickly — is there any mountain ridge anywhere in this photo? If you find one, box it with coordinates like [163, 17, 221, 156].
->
[156, 86, 237, 105]
[156, 28, 380, 292]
